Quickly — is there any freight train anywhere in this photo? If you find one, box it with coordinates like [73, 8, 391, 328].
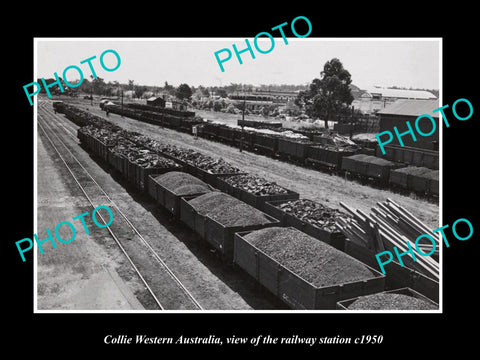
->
[87, 101, 439, 198]
[52, 101, 439, 310]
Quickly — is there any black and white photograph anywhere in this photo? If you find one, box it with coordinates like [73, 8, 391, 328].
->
[33, 38, 442, 313]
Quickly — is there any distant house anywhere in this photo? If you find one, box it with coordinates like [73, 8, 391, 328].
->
[352, 86, 437, 114]
[146, 96, 166, 107]
[377, 98, 440, 150]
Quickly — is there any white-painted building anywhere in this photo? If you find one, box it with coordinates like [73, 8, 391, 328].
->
[352, 86, 437, 114]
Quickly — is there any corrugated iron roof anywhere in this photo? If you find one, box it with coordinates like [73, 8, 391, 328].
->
[377, 99, 440, 118]
[363, 86, 437, 100]
[147, 96, 163, 101]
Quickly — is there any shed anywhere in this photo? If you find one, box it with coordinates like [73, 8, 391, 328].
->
[377, 99, 440, 150]
[146, 96, 166, 108]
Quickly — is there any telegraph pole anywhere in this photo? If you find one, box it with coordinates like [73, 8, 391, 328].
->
[240, 92, 246, 153]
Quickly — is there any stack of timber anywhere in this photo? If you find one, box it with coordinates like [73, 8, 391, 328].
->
[336, 198, 439, 281]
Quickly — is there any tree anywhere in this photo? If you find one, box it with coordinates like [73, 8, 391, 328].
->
[176, 83, 192, 100]
[163, 81, 175, 95]
[135, 85, 148, 98]
[201, 87, 210, 97]
[213, 100, 222, 112]
[296, 58, 353, 129]
[90, 76, 107, 96]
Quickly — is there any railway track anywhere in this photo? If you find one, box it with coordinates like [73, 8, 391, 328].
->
[37, 100, 203, 310]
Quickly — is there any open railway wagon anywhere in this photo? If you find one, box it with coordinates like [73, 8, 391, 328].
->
[77, 126, 119, 163]
[126, 102, 196, 118]
[341, 154, 404, 183]
[154, 145, 247, 189]
[335, 199, 439, 303]
[216, 174, 300, 213]
[125, 153, 182, 192]
[56, 102, 113, 128]
[182, 156, 246, 189]
[52, 101, 65, 113]
[263, 199, 347, 251]
[78, 125, 183, 193]
[336, 287, 438, 310]
[180, 192, 280, 262]
[389, 166, 439, 197]
[233, 127, 257, 150]
[148, 172, 214, 217]
[106, 103, 202, 133]
[306, 144, 358, 170]
[377, 144, 439, 170]
[216, 124, 237, 144]
[252, 132, 281, 156]
[233, 227, 385, 310]
[197, 122, 220, 141]
[277, 138, 314, 163]
[178, 117, 205, 133]
[107, 149, 182, 193]
[199, 122, 257, 150]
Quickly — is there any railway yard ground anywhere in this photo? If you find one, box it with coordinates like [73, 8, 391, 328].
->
[36, 95, 440, 311]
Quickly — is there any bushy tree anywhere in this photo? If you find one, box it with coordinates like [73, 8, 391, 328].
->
[296, 58, 353, 128]
[176, 83, 192, 100]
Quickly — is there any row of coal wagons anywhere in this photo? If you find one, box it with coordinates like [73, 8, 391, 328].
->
[340, 152, 439, 195]
[105, 104, 203, 133]
[77, 127, 182, 192]
[197, 122, 360, 168]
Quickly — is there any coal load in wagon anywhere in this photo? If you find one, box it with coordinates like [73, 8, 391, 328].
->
[218, 174, 299, 212]
[151, 171, 211, 196]
[187, 192, 273, 227]
[182, 192, 279, 261]
[276, 199, 344, 233]
[345, 293, 437, 310]
[223, 174, 289, 196]
[159, 147, 244, 187]
[244, 227, 374, 287]
[234, 227, 384, 309]
[264, 199, 347, 250]
[126, 150, 181, 191]
[193, 157, 241, 174]
[127, 150, 179, 169]
[77, 125, 124, 162]
[148, 172, 212, 214]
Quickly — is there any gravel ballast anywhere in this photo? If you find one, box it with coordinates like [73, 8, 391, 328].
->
[347, 293, 437, 310]
[188, 192, 273, 227]
[243, 227, 375, 287]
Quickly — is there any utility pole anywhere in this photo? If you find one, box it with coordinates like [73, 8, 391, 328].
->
[240, 91, 246, 153]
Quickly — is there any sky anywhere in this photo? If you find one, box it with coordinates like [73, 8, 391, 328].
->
[35, 38, 441, 91]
